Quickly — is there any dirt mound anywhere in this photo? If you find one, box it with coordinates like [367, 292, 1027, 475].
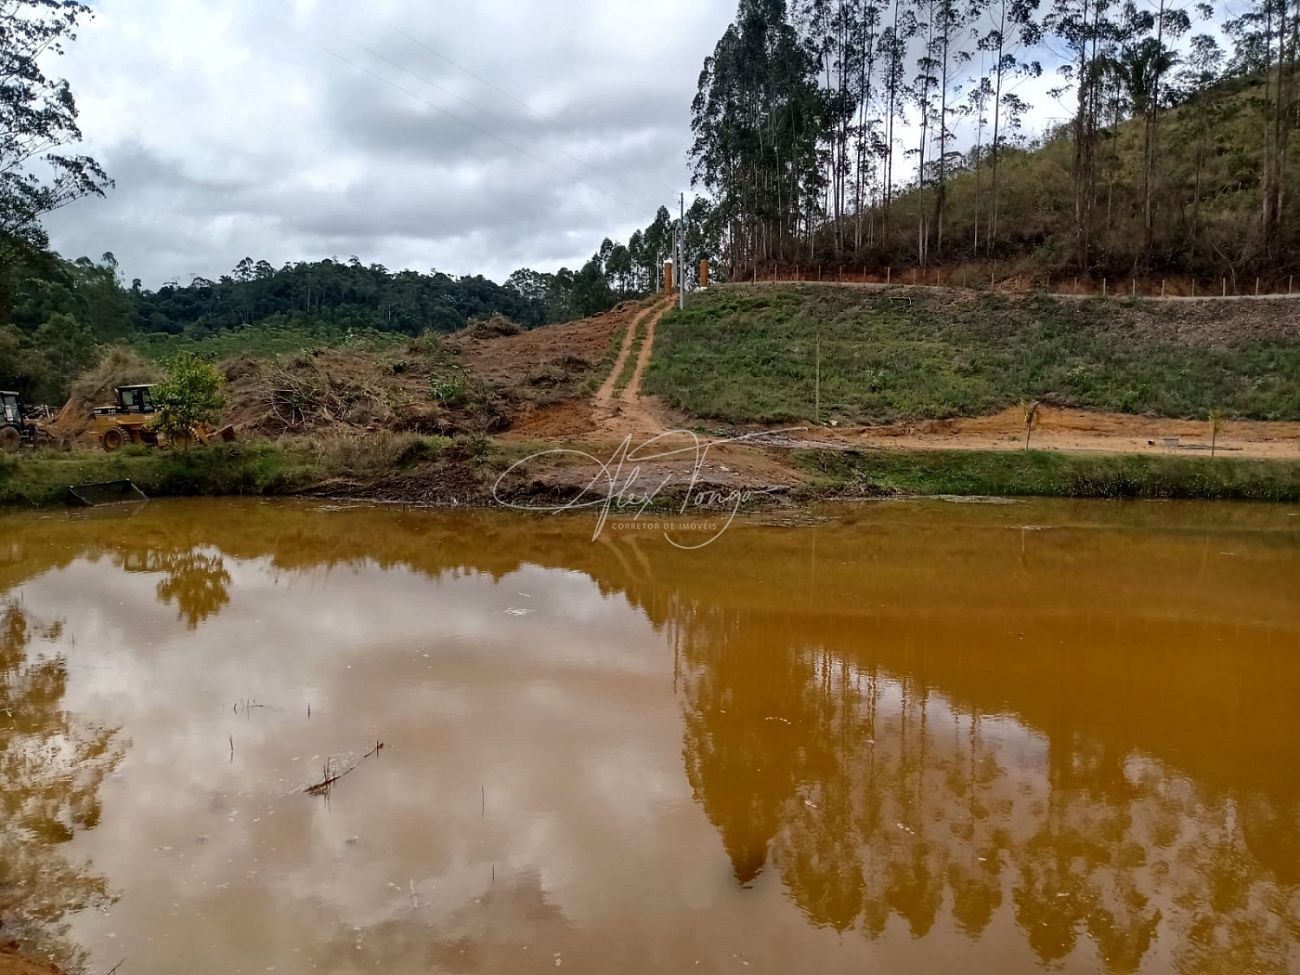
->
[507, 398, 598, 438]
[459, 314, 524, 339]
[454, 301, 642, 388]
[52, 347, 160, 441]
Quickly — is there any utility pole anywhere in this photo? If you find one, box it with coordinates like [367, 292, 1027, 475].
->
[678, 192, 686, 310]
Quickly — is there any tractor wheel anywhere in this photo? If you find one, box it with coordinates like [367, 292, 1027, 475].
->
[0, 426, 19, 453]
[100, 426, 129, 452]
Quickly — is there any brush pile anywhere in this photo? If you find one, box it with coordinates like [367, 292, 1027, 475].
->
[53, 348, 161, 441]
[222, 337, 510, 437]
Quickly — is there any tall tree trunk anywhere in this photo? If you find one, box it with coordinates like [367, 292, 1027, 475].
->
[988, 3, 1007, 256]
[1140, 0, 1166, 266]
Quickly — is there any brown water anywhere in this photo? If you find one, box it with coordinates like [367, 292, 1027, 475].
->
[0, 498, 1298, 974]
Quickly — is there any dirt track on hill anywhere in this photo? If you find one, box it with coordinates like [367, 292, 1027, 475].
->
[504, 295, 1300, 473]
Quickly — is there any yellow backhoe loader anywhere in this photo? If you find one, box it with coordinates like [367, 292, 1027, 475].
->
[91, 384, 234, 451]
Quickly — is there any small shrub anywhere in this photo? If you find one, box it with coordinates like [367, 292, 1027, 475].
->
[429, 369, 470, 406]
[153, 352, 227, 443]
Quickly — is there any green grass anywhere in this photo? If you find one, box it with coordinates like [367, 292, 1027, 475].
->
[5, 436, 1296, 506]
[795, 447, 1300, 502]
[645, 285, 1300, 424]
[0, 433, 454, 507]
[0, 442, 322, 506]
[132, 321, 402, 362]
[613, 320, 646, 394]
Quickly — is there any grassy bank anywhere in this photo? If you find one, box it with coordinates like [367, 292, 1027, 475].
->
[5, 437, 1299, 508]
[0, 434, 456, 507]
[646, 285, 1300, 424]
[795, 447, 1300, 502]
[0, 442, 325, 506]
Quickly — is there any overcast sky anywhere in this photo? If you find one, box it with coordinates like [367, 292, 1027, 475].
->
[43, 0, 737, 287]
[43, 0, 1201, 289]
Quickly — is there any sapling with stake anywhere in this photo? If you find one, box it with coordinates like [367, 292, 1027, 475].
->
[1021, 399, 1041, 451]
[1209, 409, 1224, 457]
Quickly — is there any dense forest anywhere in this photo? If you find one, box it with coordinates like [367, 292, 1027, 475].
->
[688, 0, 1300, 281]
[0, 199, 692, 403]
[0, 3, 702, 403]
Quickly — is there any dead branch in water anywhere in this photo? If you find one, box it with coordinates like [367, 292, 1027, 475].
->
[304, 739, 384, 796]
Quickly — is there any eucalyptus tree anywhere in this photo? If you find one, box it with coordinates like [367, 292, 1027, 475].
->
[1113, 0, 1191, 264]
[972, 0, 1042, 253]
[1225, 0, 1297, 261]
[1046, 0, 1121, 270]
[799, 0, 860, 254]
[911, 0, 940, 264]
[691, 0, 826, 272]
[929, 0, 976, 255]
[852, 0, 887, 250]
[877, 0, 918, 245]
[1168, 32, 1223, 239]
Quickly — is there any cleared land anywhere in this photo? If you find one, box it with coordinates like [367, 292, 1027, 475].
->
[644, 284, 1300, 425]
[5, 284, 1300, 507]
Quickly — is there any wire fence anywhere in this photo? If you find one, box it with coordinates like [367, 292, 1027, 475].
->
[734, 263, 1300, 300]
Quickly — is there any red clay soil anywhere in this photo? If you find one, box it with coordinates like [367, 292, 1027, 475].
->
[455, 300, 646, 387]
[797, 405, 1300, 459]
[0, 947, 62, 975]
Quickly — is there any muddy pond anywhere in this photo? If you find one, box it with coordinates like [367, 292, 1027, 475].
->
[0, 497, 1297, 974]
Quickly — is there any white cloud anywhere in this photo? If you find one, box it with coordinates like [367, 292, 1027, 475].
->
[43, 0, 729, 286]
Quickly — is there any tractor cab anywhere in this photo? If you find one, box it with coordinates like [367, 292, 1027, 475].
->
[116, 384, 158, 414]
[0, 391, 48, 452]
[1, 391, 20, 425]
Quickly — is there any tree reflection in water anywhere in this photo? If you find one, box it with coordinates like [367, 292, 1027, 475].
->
[115, 546, 231, 629]
[674, 601, 1299, 974]
[0, 500, 1294, 972]
[0, 601, 124, 972]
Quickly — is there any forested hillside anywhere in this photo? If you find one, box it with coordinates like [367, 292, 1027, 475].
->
[0, 205, 689, 403]
[0, 0, 698, 406]
[686, 0, 1300, 283]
